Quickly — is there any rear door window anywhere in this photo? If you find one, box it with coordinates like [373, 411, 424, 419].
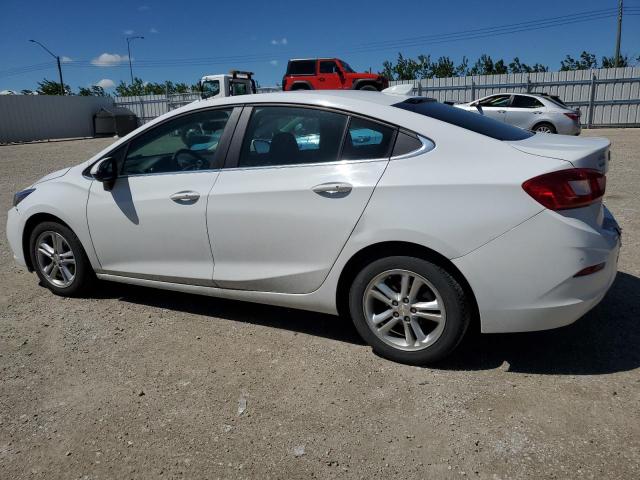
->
[238, 106, 347, 167]
[512, 95, 544, 108]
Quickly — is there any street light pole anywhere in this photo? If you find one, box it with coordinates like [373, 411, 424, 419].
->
[126, 35, 146, 124]
[29, 39, 65, 95]
[126, 36, 144, 86]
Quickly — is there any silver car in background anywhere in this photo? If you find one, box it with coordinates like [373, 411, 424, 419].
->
[454, 93, 581, 135]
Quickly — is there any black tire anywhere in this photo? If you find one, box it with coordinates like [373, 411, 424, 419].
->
[358, 84, 378, 91]
[348, 256, 471, 365]
[533, 122, 556, 134]
[291, 84, 310, 91]
[29, 221, 95, 297]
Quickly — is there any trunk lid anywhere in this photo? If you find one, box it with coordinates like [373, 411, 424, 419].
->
[507, 134, 610, 173]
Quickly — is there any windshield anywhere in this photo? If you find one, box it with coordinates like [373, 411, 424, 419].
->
[339, 60, 355, 73]
[393, 99, 533, 141]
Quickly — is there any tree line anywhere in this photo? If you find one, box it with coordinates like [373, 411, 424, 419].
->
[18, 51, 639, 95]
[380, 51, 636, 80]
[21, 77, 200, 96]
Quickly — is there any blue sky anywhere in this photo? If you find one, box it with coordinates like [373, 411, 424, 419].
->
[1, 0, 639, 92]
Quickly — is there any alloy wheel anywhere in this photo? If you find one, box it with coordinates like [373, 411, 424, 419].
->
[35, 231, 76, 288]
[363, 269, 446, 351]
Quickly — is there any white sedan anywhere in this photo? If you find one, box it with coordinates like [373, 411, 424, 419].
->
[6, 91, 621, 364]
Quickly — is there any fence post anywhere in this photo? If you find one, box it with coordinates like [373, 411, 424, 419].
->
[417, 81, 422, 96]
[587, 72, 597, 129]
[526, 75, 532, 93]
[471, 80, 476, 101]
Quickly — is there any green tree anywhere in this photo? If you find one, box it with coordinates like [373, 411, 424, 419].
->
[429, 56, 457, 78]
[560, 51, 598, 71]
[36, 78, 71, 95]
[601, 55, 629, 68]
[78, 85, 107, 96]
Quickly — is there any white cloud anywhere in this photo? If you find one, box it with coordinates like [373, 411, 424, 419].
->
[124, 29, 135, 35]
[271, 37, 288, 46]
[150, 27, 159, 34]
[138, 5, 150, 11]
[60, 56, 73, 63]
[91, 53, 129, 66]
[269, 60, 278, 66]
[95, 78, 115, 89]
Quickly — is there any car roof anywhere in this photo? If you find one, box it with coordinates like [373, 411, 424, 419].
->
[288, 58, 337, 62]
[181, 90, 404, 112]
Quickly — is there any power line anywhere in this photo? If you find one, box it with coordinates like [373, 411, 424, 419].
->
[2, 7, 639, 79]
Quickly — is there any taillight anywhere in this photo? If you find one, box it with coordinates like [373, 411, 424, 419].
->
[564, 112, 580, 121]
[522, 168, 606, 210]
[282, 77, 287, 90]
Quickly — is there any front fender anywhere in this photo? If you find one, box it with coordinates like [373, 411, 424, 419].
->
[15, 174, 101, 271]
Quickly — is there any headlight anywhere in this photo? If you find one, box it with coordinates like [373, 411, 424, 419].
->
[13, 188, 35, 207]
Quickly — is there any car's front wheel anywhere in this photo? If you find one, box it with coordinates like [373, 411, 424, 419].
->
[29, 221, 95, 297]
[349, 256, 471, 365]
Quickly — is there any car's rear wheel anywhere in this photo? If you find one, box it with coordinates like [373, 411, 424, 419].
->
[29, 221, 95, 297]
[533, 122, 556, 134]
[349, 256, 471, 365]
[358, 84, 378, 91]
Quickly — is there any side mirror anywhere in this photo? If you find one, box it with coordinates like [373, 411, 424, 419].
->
[90, 157, 117, 190]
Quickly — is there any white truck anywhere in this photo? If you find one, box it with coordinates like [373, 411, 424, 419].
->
[199, 70, 257, 99]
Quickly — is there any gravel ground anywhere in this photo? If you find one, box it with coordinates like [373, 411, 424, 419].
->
[1, 131, 639, 479]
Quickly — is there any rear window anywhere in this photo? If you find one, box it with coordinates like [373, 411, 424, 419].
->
[287, 60, 316, 76]
[393, 99, 533, 141]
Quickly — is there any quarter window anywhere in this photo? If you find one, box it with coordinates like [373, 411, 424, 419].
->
[287, 60, 316, 75]
[238, 107, 348, 168]
[122, 108, 233, 175]
[512, 95, 544, 108]
[342, 117, 395, 160]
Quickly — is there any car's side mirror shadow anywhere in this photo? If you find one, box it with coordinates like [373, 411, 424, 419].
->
[90, 157, 117, 190]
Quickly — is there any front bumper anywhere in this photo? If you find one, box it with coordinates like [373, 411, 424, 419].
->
[6, 207, 27, 267]
[453, 206, 620, 333]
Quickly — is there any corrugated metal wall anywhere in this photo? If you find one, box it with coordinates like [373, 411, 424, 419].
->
[0, 95, 114, 143]
[391, 67, 640, 127]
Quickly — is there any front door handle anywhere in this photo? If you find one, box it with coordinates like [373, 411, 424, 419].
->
[312, 182, 352, 196]
[170, 191, 200, 203]
[497, 110, 507, 113]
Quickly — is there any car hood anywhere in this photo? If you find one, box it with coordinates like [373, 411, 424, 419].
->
[507, 134, 610, 173]
[31, 167, 71, 186]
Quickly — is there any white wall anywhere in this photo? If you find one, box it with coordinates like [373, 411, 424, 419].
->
[0, 95, 114, 143]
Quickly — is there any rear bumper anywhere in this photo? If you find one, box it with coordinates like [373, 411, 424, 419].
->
[453, 206, 620, 333]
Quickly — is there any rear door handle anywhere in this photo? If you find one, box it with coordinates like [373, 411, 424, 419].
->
[312, 182, 352, 196]
[170, 191, 200, 203]
[497, 110, 507, 113]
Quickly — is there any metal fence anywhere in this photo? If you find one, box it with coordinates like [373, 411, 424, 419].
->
[114, 87, 282, 124]
[391, 67, 640, 128]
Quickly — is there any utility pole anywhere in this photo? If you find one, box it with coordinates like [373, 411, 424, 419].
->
[29, 39, 65, 95]
[615, 0, 623, 67]
[126, 36, 144, 86]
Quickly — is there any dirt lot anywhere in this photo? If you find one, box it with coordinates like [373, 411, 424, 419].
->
[1, 130, 639, 480]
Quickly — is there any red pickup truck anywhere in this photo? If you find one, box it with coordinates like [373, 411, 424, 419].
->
[282, 58, 388, 91]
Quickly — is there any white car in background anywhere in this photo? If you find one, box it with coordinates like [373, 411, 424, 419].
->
[6, 91, 620, 364]
[454, 92, 582, 135]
